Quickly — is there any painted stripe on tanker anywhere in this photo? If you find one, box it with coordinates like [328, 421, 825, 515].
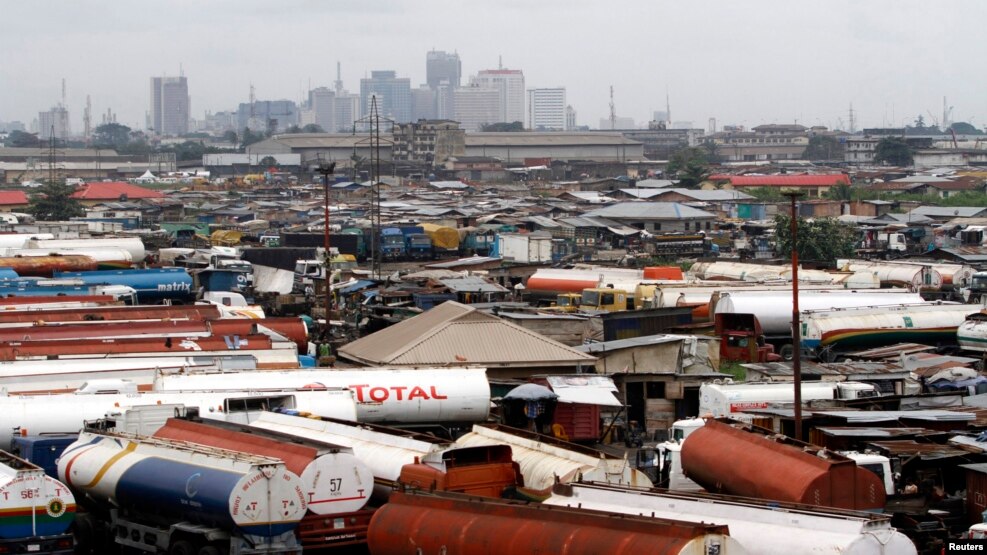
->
[82, 441, 137, 488]
[308, 495, 368, 506]
[818, 327, 958, 346]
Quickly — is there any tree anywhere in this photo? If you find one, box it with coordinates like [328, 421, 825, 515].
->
[481, 121, 524, 132]
[93, 123, 132, 149]
[666, 147, 712, 189]
[825, 182, 854, 201]
[28, 181, 84, 221]
[239, 127, 265, 148]
[873, 137, 913, 166]
[4, 130, 40, 148]
[774, 214, 857, 266]
[301, 124, 324, 133]
[222, 130, 239, 148]
[950, 122, 983, 135]
[803, 135, 844, 161]
[284, 125, 303, 134]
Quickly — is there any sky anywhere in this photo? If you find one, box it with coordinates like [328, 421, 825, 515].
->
[2, 0, 985, 133]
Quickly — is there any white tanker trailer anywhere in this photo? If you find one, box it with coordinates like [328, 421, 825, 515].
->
[0, 450, 76, 554]
[956, 312, 987, 353]
[836, 260, 944, 291]
[543, 482, 916, 555]
[0, 388, 358, 447]
[58, 430, 306, 554]
[27, 238, 145, 263]
[454, 423, 653, 490]
[801, 302, 975, 361]
[154, 367, 491, 424]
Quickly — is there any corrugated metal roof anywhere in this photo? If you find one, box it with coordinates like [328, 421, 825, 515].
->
[576, 335, 685, 354]
[867, 440, 969, 459]
[338, 301, 596, 367]
[714, 174, 850, 187]
[438, 276, 510, 293]
[583, 202, 716, 220]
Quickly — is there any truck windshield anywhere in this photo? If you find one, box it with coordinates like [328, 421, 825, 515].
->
[410, 236, 430, 246]
[582, 290, 600, 306]
[383, 236, 404, 245]
[557, 296, 571, 307]
[973, 276, 987, 289]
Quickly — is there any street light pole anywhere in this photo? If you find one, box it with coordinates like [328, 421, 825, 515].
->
[782, 191, 805, 441]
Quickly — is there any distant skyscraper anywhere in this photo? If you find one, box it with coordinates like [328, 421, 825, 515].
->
[236, 100, 298, 133]
[527, 88, 567, 131]
[334, 94, 361, 131]
[426, 51, 462, 90]
[150, 76, 190, 136]
[38, 106, 70, 139]
[565, 105, 577, 131]
[308, 87, 336, 131]
[360, 71, 412, 123]
[475, 68, 524, 124]
[454, 85, 501, 132]
[411, 86, 437, 121]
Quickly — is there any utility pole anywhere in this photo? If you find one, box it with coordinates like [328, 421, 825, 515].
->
[782, 191, 805, 441]
[316, 160, 336, 331]
[609, 86, 616, 130]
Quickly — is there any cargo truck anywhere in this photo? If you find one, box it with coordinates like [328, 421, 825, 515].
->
[379, 227, 405, 259]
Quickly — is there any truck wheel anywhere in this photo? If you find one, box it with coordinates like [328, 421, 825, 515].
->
[778, 344, 794, 361]
[169, 540, 195, 555]
[198, 546, 221, 555]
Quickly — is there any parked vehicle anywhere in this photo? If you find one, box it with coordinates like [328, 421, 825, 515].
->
[379, 227, 405, 259]
[59, 430, 306, 554]
[0, 450, 75, 555]
[698, 380, 879, 418]
[49, 268, 194, 304]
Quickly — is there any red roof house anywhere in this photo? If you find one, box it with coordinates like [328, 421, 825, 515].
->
[0, 191, 29, 210]
[70, 182, 165, 203]
[708, 174, 850, 197]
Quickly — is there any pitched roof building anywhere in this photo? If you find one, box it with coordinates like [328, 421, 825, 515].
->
[71, 181, 165, 204]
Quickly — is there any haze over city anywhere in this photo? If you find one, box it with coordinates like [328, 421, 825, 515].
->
[1, 0, 985, 132]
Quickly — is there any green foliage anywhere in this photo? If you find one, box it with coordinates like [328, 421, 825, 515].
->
[301, 124, 325, 133]
[258, 156, 279, 168]
[166, 140, 222, 162]
[950, 122, 983, 135]
[222, 130, 239, 147]
[4, 130, 40, 148]
[93, 123, 132, 149]
[481, 121, 524, 132]
[774, 214, 857, 266]
[743, 187, 789, 202]
[719, 362, 747, 381]
[239, 127, 266, 148]
[873, 137, 913, 166]
[28, 181, 84, 221]
[825, 183, 854, 201]
[666, 147, 712, 189]
[803, 135, 844, 161]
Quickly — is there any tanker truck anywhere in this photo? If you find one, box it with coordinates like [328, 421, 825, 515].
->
[801, 302, 974, 361]
[58, 430, 307, 555]
[698, 380, 880, 418]
[0, 450, 76, 554]
[711, 289, 926, 360]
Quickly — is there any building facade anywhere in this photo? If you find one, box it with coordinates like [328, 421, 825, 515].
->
[236, 100, 298, 134]
[360, 70, 412, 123]
[475, 69, 525, 124]
[307, 87, 336, 132]
[38, 106, 71, 139]
[426, 50, 461, 90]
[150, 76, 190, 136]
[392, 120, 466, 165]
[454, 85, 501, 132]
[527, 88, 567, 131]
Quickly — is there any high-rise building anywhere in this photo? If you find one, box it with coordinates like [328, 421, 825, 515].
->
[308, 87, 336, 131]
[426, 51, 462, 90]
[475, 69, 525, 124]
[360, 71, 412, 123]
[38, 106, 70, 139]
[334, 94, 361, 132]
[527, 88, 567, 131]
[411, 86, 437, 121]
[454, 85, 501, 132]
[565, 105, 577, 131]
[150, 76, 190, 136]
[236, 100, 298, 133]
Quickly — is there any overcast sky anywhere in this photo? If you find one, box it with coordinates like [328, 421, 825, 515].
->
[2, 0, 984, 133]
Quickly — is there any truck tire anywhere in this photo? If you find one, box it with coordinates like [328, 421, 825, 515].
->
[778, 344, 794, 361]
[198, 546, 221, 555]
[169, 540, 195, 555]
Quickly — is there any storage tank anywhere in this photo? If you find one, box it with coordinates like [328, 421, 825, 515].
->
[155, 368, 490, 424]
[0, 388, 358, 446]
[28, 237, 145, 262]
[680, 419, 886, 511]
[689, 261, 789, 282]
[0, 255, 97, 277]
[543, 482, 916, 555]
[0, 304, 221, 327]
[52, 268, 193, 303]
[699, 381, 847, 418]
[712, 290, 926, 335]
[0, 334, 273, 361]
[58, 431, 306, 536]
[526, 268, 647, 295]
[801, 302, 973, 356]
[954, 313, 987, 353]
[454, 423, 653, 489]
[208, 317, 308, 350]
[420, 223, 460, 252]
[3, 247, 134, 270]
[0, 234, 54, 250]
[152, 418, 373, 515]
[368, 489, 747, 555]
[0, 450, 76, 539]
[836, 260, 943, 290]
[243, 411, 451, 487]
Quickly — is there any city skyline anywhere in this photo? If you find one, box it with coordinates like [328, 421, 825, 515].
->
[1, 0, 984, 134]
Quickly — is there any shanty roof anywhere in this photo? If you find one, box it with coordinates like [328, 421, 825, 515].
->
[71, 181, 165, 200]
[438, 276, 510, 294]
[910, 206, 987, 218]
[0, 190, 29, 205]
[583, 202, 715, 220]
[337, 301, 597, 367]
[711, 174, 850, 187]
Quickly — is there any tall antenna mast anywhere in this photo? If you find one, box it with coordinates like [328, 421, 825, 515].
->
[83, 95, 92, 140]
[334, 61, 343, 94]
[609, 86, 616, 130]
[249, 84, 256, 118]
[848, 102, 855, 133]
[61, 78, 66, 108]
[666, 89, 671, 127]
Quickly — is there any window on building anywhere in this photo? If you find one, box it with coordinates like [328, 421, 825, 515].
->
[683, 221, 690, 230]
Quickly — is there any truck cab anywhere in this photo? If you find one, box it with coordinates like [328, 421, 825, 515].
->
[580, 288, 633, 312]
[715, 313, 782, 363]
[842, 451, 895, 496]
[836, 382, 880, 400]
[652, 418, 707, 491]
[544, 293, 581, 313]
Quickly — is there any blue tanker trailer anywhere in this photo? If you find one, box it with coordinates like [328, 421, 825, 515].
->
[51, 268, 194, 304]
